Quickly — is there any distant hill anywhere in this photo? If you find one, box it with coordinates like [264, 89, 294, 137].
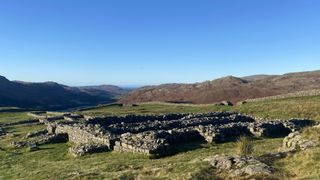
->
[0, 76, 129, 110]
[242, 74, 278, 81]
[121, 70, 320, 104]
[79, 85, 131, 98]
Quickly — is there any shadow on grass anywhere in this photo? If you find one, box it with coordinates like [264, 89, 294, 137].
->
[151, 140, 209, 159]
[38, 147, 55, 151]
[0, 109, 30, 113]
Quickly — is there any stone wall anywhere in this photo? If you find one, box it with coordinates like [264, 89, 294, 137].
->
[54, 122, 115, 149]
[28, 112, 85, 124]
[45, 112, 315, 157]
[86, 113, 189, 126]
[246, 89, 320, 103]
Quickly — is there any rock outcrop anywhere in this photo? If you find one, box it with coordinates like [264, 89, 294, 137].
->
[283, 132, 317, 151]
[205, 155, 274, 178]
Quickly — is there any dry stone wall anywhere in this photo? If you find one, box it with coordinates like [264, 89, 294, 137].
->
[246, 89, 320, 103]
[53, 122, 115, 149]
[44, 112, 315, 157]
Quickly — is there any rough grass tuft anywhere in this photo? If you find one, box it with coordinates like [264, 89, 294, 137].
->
[236, 136, 254, 157]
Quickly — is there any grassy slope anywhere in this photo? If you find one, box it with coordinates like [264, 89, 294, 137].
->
[82, 95, 320, 121]
[274, 127, 320, 180]
[1, 95, 320, 179]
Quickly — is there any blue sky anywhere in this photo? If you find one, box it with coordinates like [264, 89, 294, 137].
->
[0, 0, 319, 86]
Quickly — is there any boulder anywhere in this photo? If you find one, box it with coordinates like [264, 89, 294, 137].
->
[283, 132, 317, 151]
[218, 101, 233, 106]
[28, 143, 39, 152]
[205, 155, 274, 178]
[236, 101, 247, 106]
[313, 124, 320, 129]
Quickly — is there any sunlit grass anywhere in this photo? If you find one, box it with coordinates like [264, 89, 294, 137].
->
[1, 95, 320, 179]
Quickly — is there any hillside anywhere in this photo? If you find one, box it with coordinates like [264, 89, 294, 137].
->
[79, 85, 131, 98]
[0, 76, 127, 110]
[1, 95, 320, 179]
[121, 70, 320, 104]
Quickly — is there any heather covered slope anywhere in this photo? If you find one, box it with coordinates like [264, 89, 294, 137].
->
[121, 70, 320, 104]
[0, 76, 127, 110]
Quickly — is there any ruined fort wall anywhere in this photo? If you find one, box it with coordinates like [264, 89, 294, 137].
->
[55, 125, 114, 148]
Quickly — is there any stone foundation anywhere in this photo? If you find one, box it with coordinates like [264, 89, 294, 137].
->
[44, 112, 315, 157]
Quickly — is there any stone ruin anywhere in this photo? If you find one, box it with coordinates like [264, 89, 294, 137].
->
[27, 111, 315, 158]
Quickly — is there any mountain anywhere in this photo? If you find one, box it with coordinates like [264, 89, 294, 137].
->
[78, 85, 131, 98]
[242, 74, 278, 81]
[0, 76, 128, 110]
[120, 70, 320, 104]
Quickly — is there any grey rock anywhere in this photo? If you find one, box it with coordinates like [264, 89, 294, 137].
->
[283, 132, 317, 151]
[69, 143, 108, 157]
[28, 143, 39, 152]
[206, 155, 274, 178]
[218, 101, 233, 106]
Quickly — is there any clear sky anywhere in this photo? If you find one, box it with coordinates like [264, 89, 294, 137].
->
[0, 0, 319, 87]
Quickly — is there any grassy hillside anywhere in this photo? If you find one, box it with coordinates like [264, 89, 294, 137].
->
[121, 70, 320, 105]
[1, 95, 320, 179]
[83, 95, 320, 121]
[0, 75, 119, 110]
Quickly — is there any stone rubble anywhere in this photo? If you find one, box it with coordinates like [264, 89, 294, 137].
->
[205, 155, 274, 178]
[26, 129, 48, 138]
[32, 134, 69, 145]
[11, 141, 27, 148]
[69, 143, 109, 157]
[283, 131, 317, 151]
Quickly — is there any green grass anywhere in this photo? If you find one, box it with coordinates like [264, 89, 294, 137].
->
[80, 103, 231, 116]
[274, 127, 320, 179]
[82, 95, 320, 121]
[234, 95, 320, 120]
[0, 112, 34, 124]
[1, 95, 320, 179]
[0, 135, 283, 179]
